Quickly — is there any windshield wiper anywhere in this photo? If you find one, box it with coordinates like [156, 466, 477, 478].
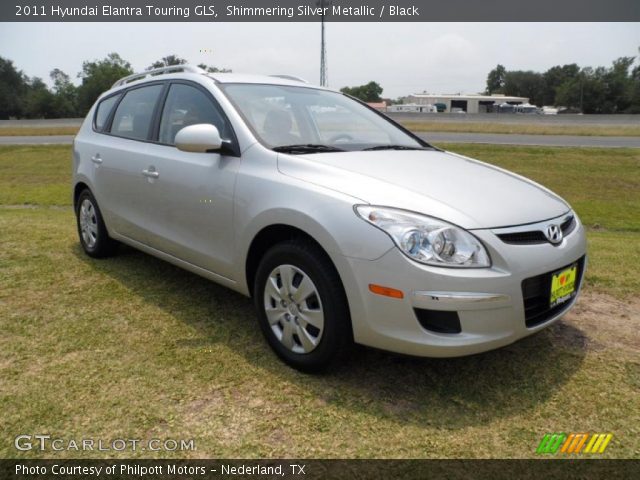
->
[272, 144, 345, 154]
[362, 145, 427, 151]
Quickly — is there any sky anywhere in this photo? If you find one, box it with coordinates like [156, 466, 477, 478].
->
[1, 22, 639, 98]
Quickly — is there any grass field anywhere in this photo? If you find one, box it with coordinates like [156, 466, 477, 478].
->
[1, 122, 640, 137]
[0, 144, 638, 459]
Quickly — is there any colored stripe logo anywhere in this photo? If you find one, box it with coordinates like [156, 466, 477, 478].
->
[536, 433, 613, 454]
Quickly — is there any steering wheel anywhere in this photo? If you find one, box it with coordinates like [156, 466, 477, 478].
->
[328, 133, 355, 143]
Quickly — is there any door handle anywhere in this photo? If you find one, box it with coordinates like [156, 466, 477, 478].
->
[91, 154, 103, 164]
[142, 169, 159, 179]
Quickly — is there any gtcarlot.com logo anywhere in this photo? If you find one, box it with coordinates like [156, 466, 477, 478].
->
[14, 434, 195, 452]
[536, 433, 613, 454]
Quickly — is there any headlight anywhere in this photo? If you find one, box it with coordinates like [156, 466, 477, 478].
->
[355, 205, 491, 268]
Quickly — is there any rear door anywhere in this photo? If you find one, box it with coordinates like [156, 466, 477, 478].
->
[141, 82, 241, 278]
[91, 83, 165, 242]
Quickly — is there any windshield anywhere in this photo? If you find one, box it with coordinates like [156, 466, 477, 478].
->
[219, 83, 426, 152]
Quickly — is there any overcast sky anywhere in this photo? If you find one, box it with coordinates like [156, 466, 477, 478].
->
[1, 22, 639, 98]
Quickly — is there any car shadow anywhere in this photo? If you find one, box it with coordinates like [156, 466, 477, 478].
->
[73, 243, 588, 429]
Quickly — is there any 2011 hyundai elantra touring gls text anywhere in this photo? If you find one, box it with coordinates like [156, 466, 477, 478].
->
[73, 65, 587, 371]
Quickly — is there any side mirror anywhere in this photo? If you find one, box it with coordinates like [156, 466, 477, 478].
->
[175, 124, 222, 153]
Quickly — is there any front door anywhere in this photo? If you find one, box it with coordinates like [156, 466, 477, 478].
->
[140, 82, 240, 279]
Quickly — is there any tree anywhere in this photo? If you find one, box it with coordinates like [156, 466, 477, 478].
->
[542, 64, 580, 106]
[77, 53, 133, 114]
[0, 57, 29, 119]
[629, 51, 640, 113]
[50, 68, 78, 117]
[485, 64, 506, 94]
[22, 77, 55, 118]
[197, 63, 232, 73]
[487, 52, 640, 112]
[340, 81, 383, 102]
[555, 67, 607, 113]
[147, 55, 187, 70]
[502, 70, 546, 105]
[603, 56, 635, 112]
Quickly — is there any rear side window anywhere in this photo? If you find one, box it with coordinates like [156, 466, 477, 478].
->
[110, 85, 163, 141]
[158, 84, 231, 145]
[94, 94, 120, 132]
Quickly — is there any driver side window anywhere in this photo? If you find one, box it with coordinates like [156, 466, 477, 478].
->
[158, 84, 229, 145]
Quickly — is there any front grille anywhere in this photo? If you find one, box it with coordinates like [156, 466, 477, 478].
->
[497, 215, 576, 245]
[521, 256, 585, 328]
[497, 230, 547, 245]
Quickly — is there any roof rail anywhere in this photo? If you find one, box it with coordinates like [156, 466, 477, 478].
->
[270, 74, 309, 84]
[112, 64, 205, 88]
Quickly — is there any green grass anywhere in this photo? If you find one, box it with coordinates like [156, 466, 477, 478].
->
[0, 144, 639, 459]
[0, 145, 72, 205]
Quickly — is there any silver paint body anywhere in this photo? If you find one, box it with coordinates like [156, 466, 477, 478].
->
[73, 72, 587, 357]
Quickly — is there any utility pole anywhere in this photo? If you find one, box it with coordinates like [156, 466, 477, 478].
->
[318, 0, 331, 86]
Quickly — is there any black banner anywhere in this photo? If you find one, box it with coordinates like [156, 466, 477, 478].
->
[2, 460, 640, 480]
[2, 0, 640, 22]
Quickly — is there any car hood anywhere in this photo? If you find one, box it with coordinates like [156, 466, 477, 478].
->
[277, 149, 569, 229]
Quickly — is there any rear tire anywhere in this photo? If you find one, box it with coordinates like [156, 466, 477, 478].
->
[75, 189, 118, 258]
[253, 239, 352, 372]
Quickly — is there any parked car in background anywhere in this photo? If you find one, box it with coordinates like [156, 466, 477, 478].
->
[73, 65, 587, 371]
[541, 106, 559, 115]
[515, 103, 539, 114]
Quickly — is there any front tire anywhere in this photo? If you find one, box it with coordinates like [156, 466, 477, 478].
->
[254, 239, 352, 372]
[75, 189, 117, 258]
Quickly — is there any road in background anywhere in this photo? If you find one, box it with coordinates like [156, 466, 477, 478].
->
[3, 114, 639, 128]
[3, 133, 639, 148]
[0, 135, 75, 145]
[0, 118, 83, 127]
[387, 112, 640, 126]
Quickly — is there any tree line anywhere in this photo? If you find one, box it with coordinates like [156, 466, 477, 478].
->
[0, 54, 230, 119]
[485, 51, 640, 113]
[3, 51, 639, 118]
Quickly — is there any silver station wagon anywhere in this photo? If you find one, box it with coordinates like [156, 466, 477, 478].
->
[73, 65, 587, 371]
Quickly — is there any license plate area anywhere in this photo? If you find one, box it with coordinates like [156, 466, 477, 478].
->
[549, 263, 578, 308]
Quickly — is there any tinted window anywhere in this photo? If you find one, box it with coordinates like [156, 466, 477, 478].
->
[159, 84, 230, 145]
[94, 94, 120, 132]
[110, 85, 163, 140]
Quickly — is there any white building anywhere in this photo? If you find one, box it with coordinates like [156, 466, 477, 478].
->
[407, 93, 530, 114]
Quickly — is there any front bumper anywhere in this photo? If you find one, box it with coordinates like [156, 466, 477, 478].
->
[334, 215, 588, 357]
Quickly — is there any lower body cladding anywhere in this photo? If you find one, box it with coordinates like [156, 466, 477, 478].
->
[334, 222, 587, 357]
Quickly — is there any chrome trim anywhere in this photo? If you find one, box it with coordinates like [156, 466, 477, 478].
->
[491, 212, 574, 235]
[413, 291, 511, 304]
[411, 290, 511, 311]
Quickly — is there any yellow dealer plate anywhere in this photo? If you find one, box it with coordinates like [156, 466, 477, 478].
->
[550, 264, 578, 308]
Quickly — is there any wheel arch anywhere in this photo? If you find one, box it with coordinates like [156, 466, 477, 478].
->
[245, 224, 338, 298]
[73, 181, 91, 209]
[245, 223, 355, 347]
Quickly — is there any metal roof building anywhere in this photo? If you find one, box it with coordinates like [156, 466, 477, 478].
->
[407, 93, 530, 114]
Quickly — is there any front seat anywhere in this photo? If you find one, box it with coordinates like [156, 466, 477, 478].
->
[263, 109, 300, 146]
